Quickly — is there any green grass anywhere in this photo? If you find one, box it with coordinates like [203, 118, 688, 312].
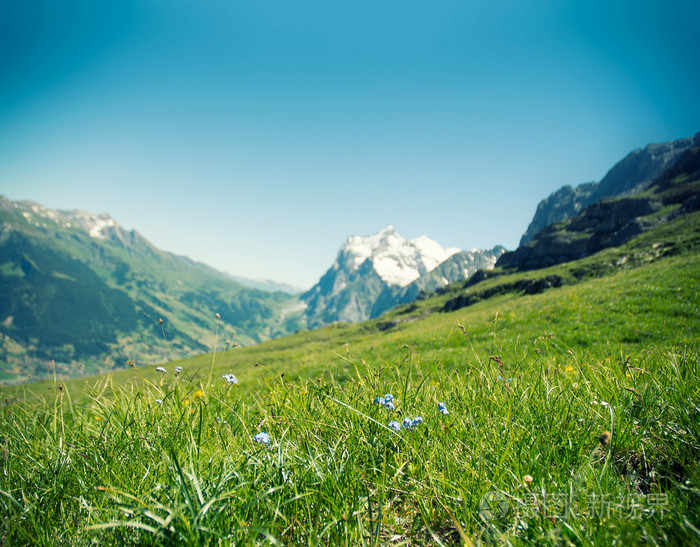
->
[1, 215, 699, 545]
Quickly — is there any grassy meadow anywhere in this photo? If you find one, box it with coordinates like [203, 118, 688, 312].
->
[1, 213, 699, 545]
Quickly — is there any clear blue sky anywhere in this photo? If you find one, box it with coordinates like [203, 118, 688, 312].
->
[1, 0, 698, 288]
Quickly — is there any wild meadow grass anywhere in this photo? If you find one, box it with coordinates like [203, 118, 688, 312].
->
[1, 247, 699, 544]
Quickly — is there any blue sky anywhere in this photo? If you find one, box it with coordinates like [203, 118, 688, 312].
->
[1, 0, 699, 288]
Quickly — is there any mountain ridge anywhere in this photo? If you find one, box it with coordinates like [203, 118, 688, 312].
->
[0, 196, 303, 384]
[498, 143, 700, 272]
[520, 132, 700, 245]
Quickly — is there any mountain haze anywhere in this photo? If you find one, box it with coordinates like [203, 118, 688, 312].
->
[0, 202, 504, 384]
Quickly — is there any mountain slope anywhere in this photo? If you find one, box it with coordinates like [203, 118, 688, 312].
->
[520, 132, 700, 244]
[0, 197, 302, 383]
[497, 144, 700, 271]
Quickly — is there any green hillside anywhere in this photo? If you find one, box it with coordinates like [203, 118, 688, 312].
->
[1, 211, 698, 545]
[0, 197, 304, 384]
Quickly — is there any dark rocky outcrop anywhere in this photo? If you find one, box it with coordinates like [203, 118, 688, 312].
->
[442, 275, 565, 312]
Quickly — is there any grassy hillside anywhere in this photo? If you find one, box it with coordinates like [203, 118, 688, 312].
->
[0, 197, 304, 384]
[1, 213, 698, 545]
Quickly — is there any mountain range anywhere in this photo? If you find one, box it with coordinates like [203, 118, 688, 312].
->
[0, 202, 501, 383]
[497, 139, 700, 271]
[0, 199, 305, 383]
[2, 130, 698, 384]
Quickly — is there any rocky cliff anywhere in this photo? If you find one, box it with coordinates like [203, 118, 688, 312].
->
[520, 133, 700, 245]
[499, 146, 700, 271]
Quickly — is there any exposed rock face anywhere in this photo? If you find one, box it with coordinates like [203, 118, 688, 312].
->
[519, 182, 597, 246]
[499, 196, 663, 270]
[371, 246, 506, 318]
[520, 133, 700, 245]
[499, 146, 700, 272]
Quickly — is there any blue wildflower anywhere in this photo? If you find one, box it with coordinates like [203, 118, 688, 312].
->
[402, 416, 424, 430]
[253, 432, 271, 446]
[388, 421, 402, 432]
[438, 402, 449, 415]
[222, 373, 238, 384]
[175, 366, 183, 373]
[155, 399, 163, 405]
[375, 394, 395, 410]
[156, 366, 167, 374]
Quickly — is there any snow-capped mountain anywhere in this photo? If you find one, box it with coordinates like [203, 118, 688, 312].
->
[332, 226, 460, 288]
[301, 226, 505, 327]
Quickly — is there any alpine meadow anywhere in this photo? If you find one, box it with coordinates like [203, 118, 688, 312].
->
[1, 172, 699, 543]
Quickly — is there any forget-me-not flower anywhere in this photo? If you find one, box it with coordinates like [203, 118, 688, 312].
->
[438, 402, 449, 415]
[156, 367, 167, 374]
[388, 421, 402, 432]
[253, 432, 271, 446]
[223, 373, 238, 384]
[402, 416, 424, 430]
[375, 393, 396, 411]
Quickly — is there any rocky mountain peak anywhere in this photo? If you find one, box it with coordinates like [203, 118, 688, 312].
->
[301, 227, 503, 328]
[337, 226, 460, 288]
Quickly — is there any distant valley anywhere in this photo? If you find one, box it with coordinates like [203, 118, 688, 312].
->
[0, 201, 304, 383]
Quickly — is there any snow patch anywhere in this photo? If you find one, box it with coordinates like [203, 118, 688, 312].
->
[63, 210, 117, 239]
[88, 216, 116, 239]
